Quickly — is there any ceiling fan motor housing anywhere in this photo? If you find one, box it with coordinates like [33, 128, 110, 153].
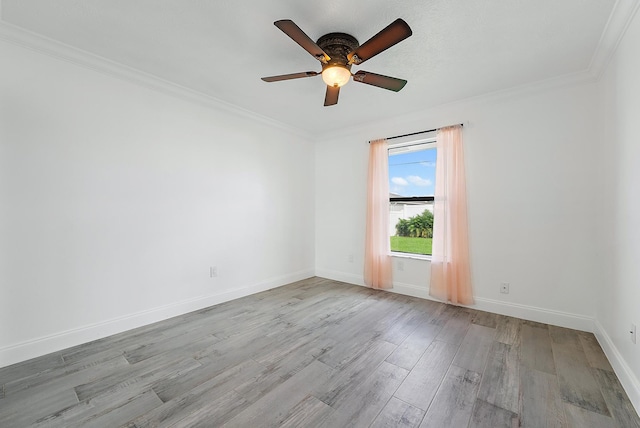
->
[316, 33, 359, 72]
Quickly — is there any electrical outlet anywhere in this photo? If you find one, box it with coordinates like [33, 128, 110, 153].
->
[397, 260, 404, 271]
[210, 266, 218, 278]
[348, 254, 354, 263]
[631, 324, 637, 344]
[500, 283, 510, 294]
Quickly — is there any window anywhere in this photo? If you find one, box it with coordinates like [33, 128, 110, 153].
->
[388, 138, 436, 256]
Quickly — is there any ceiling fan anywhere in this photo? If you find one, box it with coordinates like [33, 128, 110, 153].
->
[261, 19, 412, 106]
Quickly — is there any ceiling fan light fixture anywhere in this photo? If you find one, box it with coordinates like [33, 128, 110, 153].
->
[263, 19, 412, 105]
[321, 65, 351, 87]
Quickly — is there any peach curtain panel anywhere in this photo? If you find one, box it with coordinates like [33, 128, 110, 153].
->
[364, 139, 393, 290]
[429, 125, 474, 305]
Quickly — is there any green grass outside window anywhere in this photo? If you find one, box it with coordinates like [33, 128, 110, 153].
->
[390, 236, 432, 256]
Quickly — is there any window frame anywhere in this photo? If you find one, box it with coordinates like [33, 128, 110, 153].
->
[388, 136, 436, 260]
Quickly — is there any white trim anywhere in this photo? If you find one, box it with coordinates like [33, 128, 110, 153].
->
[593, 319, 640, 416]
[468, 297, 594, 332]
[390, 252, 432, 261]
[319, 70, 596, 142]
[0, 269, 315, 368]
[1, 0, 635, 142]
[0, 21, 314, 142]
[315, 268, 365, 287]
[313, 270, 594, 332]
[389, 281, 433, 300]
[388, 139, 436, 152]
[588, 0, 640, 79]
[320, 0, 639, 143]
[313, 270, 432, 301]
[3, 0, 634, 145]
[395, 289, 595, 333]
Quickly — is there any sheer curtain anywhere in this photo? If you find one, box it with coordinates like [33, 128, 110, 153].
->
[430, 125, 474, 305]
[364, 139, 393, 290]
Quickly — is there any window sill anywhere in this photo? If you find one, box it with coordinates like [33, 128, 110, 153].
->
[390, 252, 432, 261]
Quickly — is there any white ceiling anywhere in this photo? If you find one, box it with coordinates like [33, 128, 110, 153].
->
[1, 0, 623, 136]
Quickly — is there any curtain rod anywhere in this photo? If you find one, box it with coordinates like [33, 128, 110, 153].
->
[369, 123, 464, 143]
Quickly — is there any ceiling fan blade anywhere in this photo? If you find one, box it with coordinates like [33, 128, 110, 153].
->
[274, 20, 331, 63]
[353, 70, 407, 92]
[261, 71, 319, 82]
[347, 19, 412, 65]
[324, 85, 340, 106]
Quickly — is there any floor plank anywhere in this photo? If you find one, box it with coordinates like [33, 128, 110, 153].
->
[320, 361, 409, 427]
[33, 383, 159, 428]
[3, 354, 130, 397]
[592, 368, 640, 428]
[452, 324, 496, 374]
[394, 340, 459, 411]
[77, 389, 162, 428]
[564, 403, 617, 428]
[313, 339, 396, 407]
[74, 356, 201, 402]
[385, 321, 441, 370]
[520, 323, 556, 375]
[279, 395, 335, 428]
[223, 360, 333, 427]
[579, 333, 614, 372]
[127, 387, 246, 427]
[495, 315, 521, 346]
[519, 367, 566, 428]
[370, 397, 425, 428]
[0, 353, 66, 385]
[469, 399, 519, 428]
[477, 341, 520, 414]
[151, 358, 262, 403]
[434, 310, 472, 346]
[470, 309, 499, 328]
[420, 365, 481, 428]
[551, 330, 611, 416]
[0, 385, 78, 427]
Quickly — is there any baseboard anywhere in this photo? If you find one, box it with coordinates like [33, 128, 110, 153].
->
[0, 269, 315, 368]
[314, 269, 433, 300]
[314, 268, 365, 287]
[389, 281, 433, 300]
[314, 269, 594, 332]
[593, 319, 640, 415]
[471, 297, 594, 332]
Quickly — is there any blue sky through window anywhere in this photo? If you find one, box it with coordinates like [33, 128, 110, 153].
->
[388, 147, 436, 197]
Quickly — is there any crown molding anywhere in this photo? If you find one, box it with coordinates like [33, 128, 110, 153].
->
[589, 0, 640, 79]
[2, 0, 636, 143]
[0, 20, 314, 142]
[302, 0, 640, 143]
[318, 69, 598, 143]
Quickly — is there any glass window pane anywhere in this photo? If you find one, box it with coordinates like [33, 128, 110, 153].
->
[389, 201, 434, 255]
[388, 147, 436, 197]
[389, 145, 436, 256]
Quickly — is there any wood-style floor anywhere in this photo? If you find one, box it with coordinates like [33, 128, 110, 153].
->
[1, 277, 639, 427]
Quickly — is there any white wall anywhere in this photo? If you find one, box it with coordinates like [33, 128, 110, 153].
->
[0, 39, 315, 367]
[598, 7, 640, 410]
[315, 80, 601, 330]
